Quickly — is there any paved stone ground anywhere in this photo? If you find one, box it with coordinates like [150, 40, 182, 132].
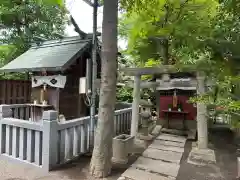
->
[121, 133, 187, 180]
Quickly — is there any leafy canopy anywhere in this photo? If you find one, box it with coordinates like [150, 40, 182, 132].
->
[0, 0, 68, 79]
[120, 0, 218, 66]
[120, 0, 240, 123]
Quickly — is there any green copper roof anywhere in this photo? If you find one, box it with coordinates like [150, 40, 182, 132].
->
[0, 36, 91, 72]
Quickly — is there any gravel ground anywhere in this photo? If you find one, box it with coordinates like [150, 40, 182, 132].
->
[177, 128, 238, 180]
[0, 128, 237, 180]
[0, 143, 146, 180]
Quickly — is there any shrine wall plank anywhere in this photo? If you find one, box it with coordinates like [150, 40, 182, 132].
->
[0, 80, 31, 104]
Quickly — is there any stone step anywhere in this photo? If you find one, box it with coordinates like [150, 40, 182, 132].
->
[121, 167, 175, 180]
[161, 128, 187, 136]
[149, 143, 184, 153]
[159, 133, 185, 138]
[132, 156, 180, 178]
[142, 148, 183, 164]
[157, 134, 186, 143]
[153, 139, 185, 148]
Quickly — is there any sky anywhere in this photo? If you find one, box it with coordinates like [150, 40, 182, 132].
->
[65, 0, 127, 49]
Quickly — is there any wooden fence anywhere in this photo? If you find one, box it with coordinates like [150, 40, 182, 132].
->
[0, 80, 31, 104]
[0, 105, 132, 172]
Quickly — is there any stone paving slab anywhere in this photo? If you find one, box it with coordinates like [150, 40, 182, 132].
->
[132, 156, 180, 178]
[152, 139, 185, 148]
[159, 133, 185, 138]
[149, 142, 184, 153]
[161, 128, 187, 136]
[121, 167, 175, 180]
[142, 148, 183, 164]
[157, 134, 186, 143]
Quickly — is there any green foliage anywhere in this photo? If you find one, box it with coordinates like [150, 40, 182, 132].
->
[116, 86, 133, 102]
[0, 45, 16, 65]
[230, 113, 240, 128]
[119, 0, 218, 65]
[117, 51, 134, 102]
[40, 0, 64, 6]
[144, 58, 160, 67]
[120, 0, 240, 127]
[0, 0, 68, 79]
[141, 58, 160, 80]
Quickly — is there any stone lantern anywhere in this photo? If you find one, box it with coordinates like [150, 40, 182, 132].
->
[139, 99, 153, 114]
[138, 100, 154, 141]
[140, 111, 151, 136]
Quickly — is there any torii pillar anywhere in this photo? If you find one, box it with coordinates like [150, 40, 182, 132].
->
[196, 71, 208, 149]
[130, 75, 141, 137]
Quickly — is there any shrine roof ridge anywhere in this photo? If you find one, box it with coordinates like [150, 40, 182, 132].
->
[0, 36, 95, 73]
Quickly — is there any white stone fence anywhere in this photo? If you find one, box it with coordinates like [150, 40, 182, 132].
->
[0, 105, 132, 172]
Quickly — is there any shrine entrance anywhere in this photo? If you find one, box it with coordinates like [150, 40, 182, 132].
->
[121, 65, 209, 149]
[158, 88, 197, 132]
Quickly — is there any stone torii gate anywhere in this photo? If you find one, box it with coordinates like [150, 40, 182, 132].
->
[121, 65, 209, 150]
[124, 79, 158, 138]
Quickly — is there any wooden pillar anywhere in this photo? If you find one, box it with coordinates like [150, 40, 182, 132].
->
[130, 75, 141, 137]
[196, 72, 208, 149]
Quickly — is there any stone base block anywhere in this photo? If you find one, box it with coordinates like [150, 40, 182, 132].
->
[148, 122, 156, 133]
[133, 139, 148, 150]
[187, 129, 197, 140]
[238, 157, 240, 178]
[187, 148, 216, 166]
[112, 157, 128, 165]
[138, 134, 154, 141]
[151, 125, 162, 136]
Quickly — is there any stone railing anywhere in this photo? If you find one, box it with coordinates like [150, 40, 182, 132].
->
[0, 105, 132, 172]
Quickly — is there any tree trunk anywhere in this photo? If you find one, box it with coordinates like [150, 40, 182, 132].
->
[161, 39, 168, 65]
[196, 71, 208, 149]
[89, 0, 118, 178]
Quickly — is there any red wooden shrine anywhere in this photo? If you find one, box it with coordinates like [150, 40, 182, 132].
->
[156, 73, 197, 123]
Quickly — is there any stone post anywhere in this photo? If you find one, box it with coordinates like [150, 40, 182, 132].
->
[42, 110, 58, 172]
[238, 157, 240, 178]
[196, 72, 208, 149]
[0, 105, 12, 154]
[0, 105, 12, 119]
[131, 75, 141, 137]
[112, 134, 134, 164]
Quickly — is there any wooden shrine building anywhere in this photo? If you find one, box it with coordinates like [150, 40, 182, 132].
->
[125, 71, 198, 131]
[154, 72, 197, 130]
[0, 36, 101, 120]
